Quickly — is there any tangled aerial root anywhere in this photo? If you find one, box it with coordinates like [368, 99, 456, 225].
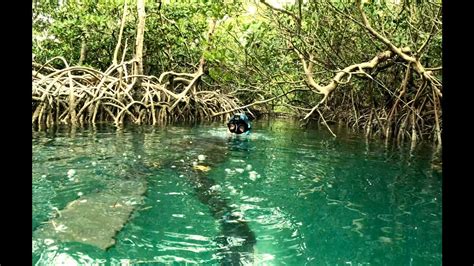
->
[32, 57, 243, 128]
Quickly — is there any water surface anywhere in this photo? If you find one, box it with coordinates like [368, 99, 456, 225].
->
[32, 120, 442, 265]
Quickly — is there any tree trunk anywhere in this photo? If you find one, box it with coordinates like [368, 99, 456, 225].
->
[78, 37, 87, 65]
[134, 0, 146, 86]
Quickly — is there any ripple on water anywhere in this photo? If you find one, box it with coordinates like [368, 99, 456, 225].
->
[32, 124, 442, 265]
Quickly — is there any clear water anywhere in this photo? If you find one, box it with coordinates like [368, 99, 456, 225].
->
[32, 120, 442, 265]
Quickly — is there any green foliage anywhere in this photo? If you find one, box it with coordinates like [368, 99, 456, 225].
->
[34, 1, 124, 68]
[33, 0, 442, 120]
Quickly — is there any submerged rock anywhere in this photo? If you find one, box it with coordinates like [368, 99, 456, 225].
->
[33, 179, 146, 250]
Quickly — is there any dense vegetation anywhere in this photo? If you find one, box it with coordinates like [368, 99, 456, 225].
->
[32, 0, 442, 146]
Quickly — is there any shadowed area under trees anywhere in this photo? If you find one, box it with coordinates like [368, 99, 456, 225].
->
[33, 0, 442, 147]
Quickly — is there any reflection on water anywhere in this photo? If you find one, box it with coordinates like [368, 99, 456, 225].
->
[33, 121, 441, 265]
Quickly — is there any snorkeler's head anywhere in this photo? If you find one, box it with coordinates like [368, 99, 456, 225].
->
[227, 114, 251, 134]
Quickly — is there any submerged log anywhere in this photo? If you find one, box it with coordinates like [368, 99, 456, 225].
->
[157, 136, 257, 264]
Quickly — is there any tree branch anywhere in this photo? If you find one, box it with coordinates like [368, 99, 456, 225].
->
[260, 0, 301, 27]
[211, 88, 309, 117]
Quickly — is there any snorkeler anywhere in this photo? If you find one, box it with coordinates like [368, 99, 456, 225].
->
[227, 113, 251, 135]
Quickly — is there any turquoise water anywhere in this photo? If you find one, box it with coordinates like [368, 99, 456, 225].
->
[32, 120, 442, 265]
